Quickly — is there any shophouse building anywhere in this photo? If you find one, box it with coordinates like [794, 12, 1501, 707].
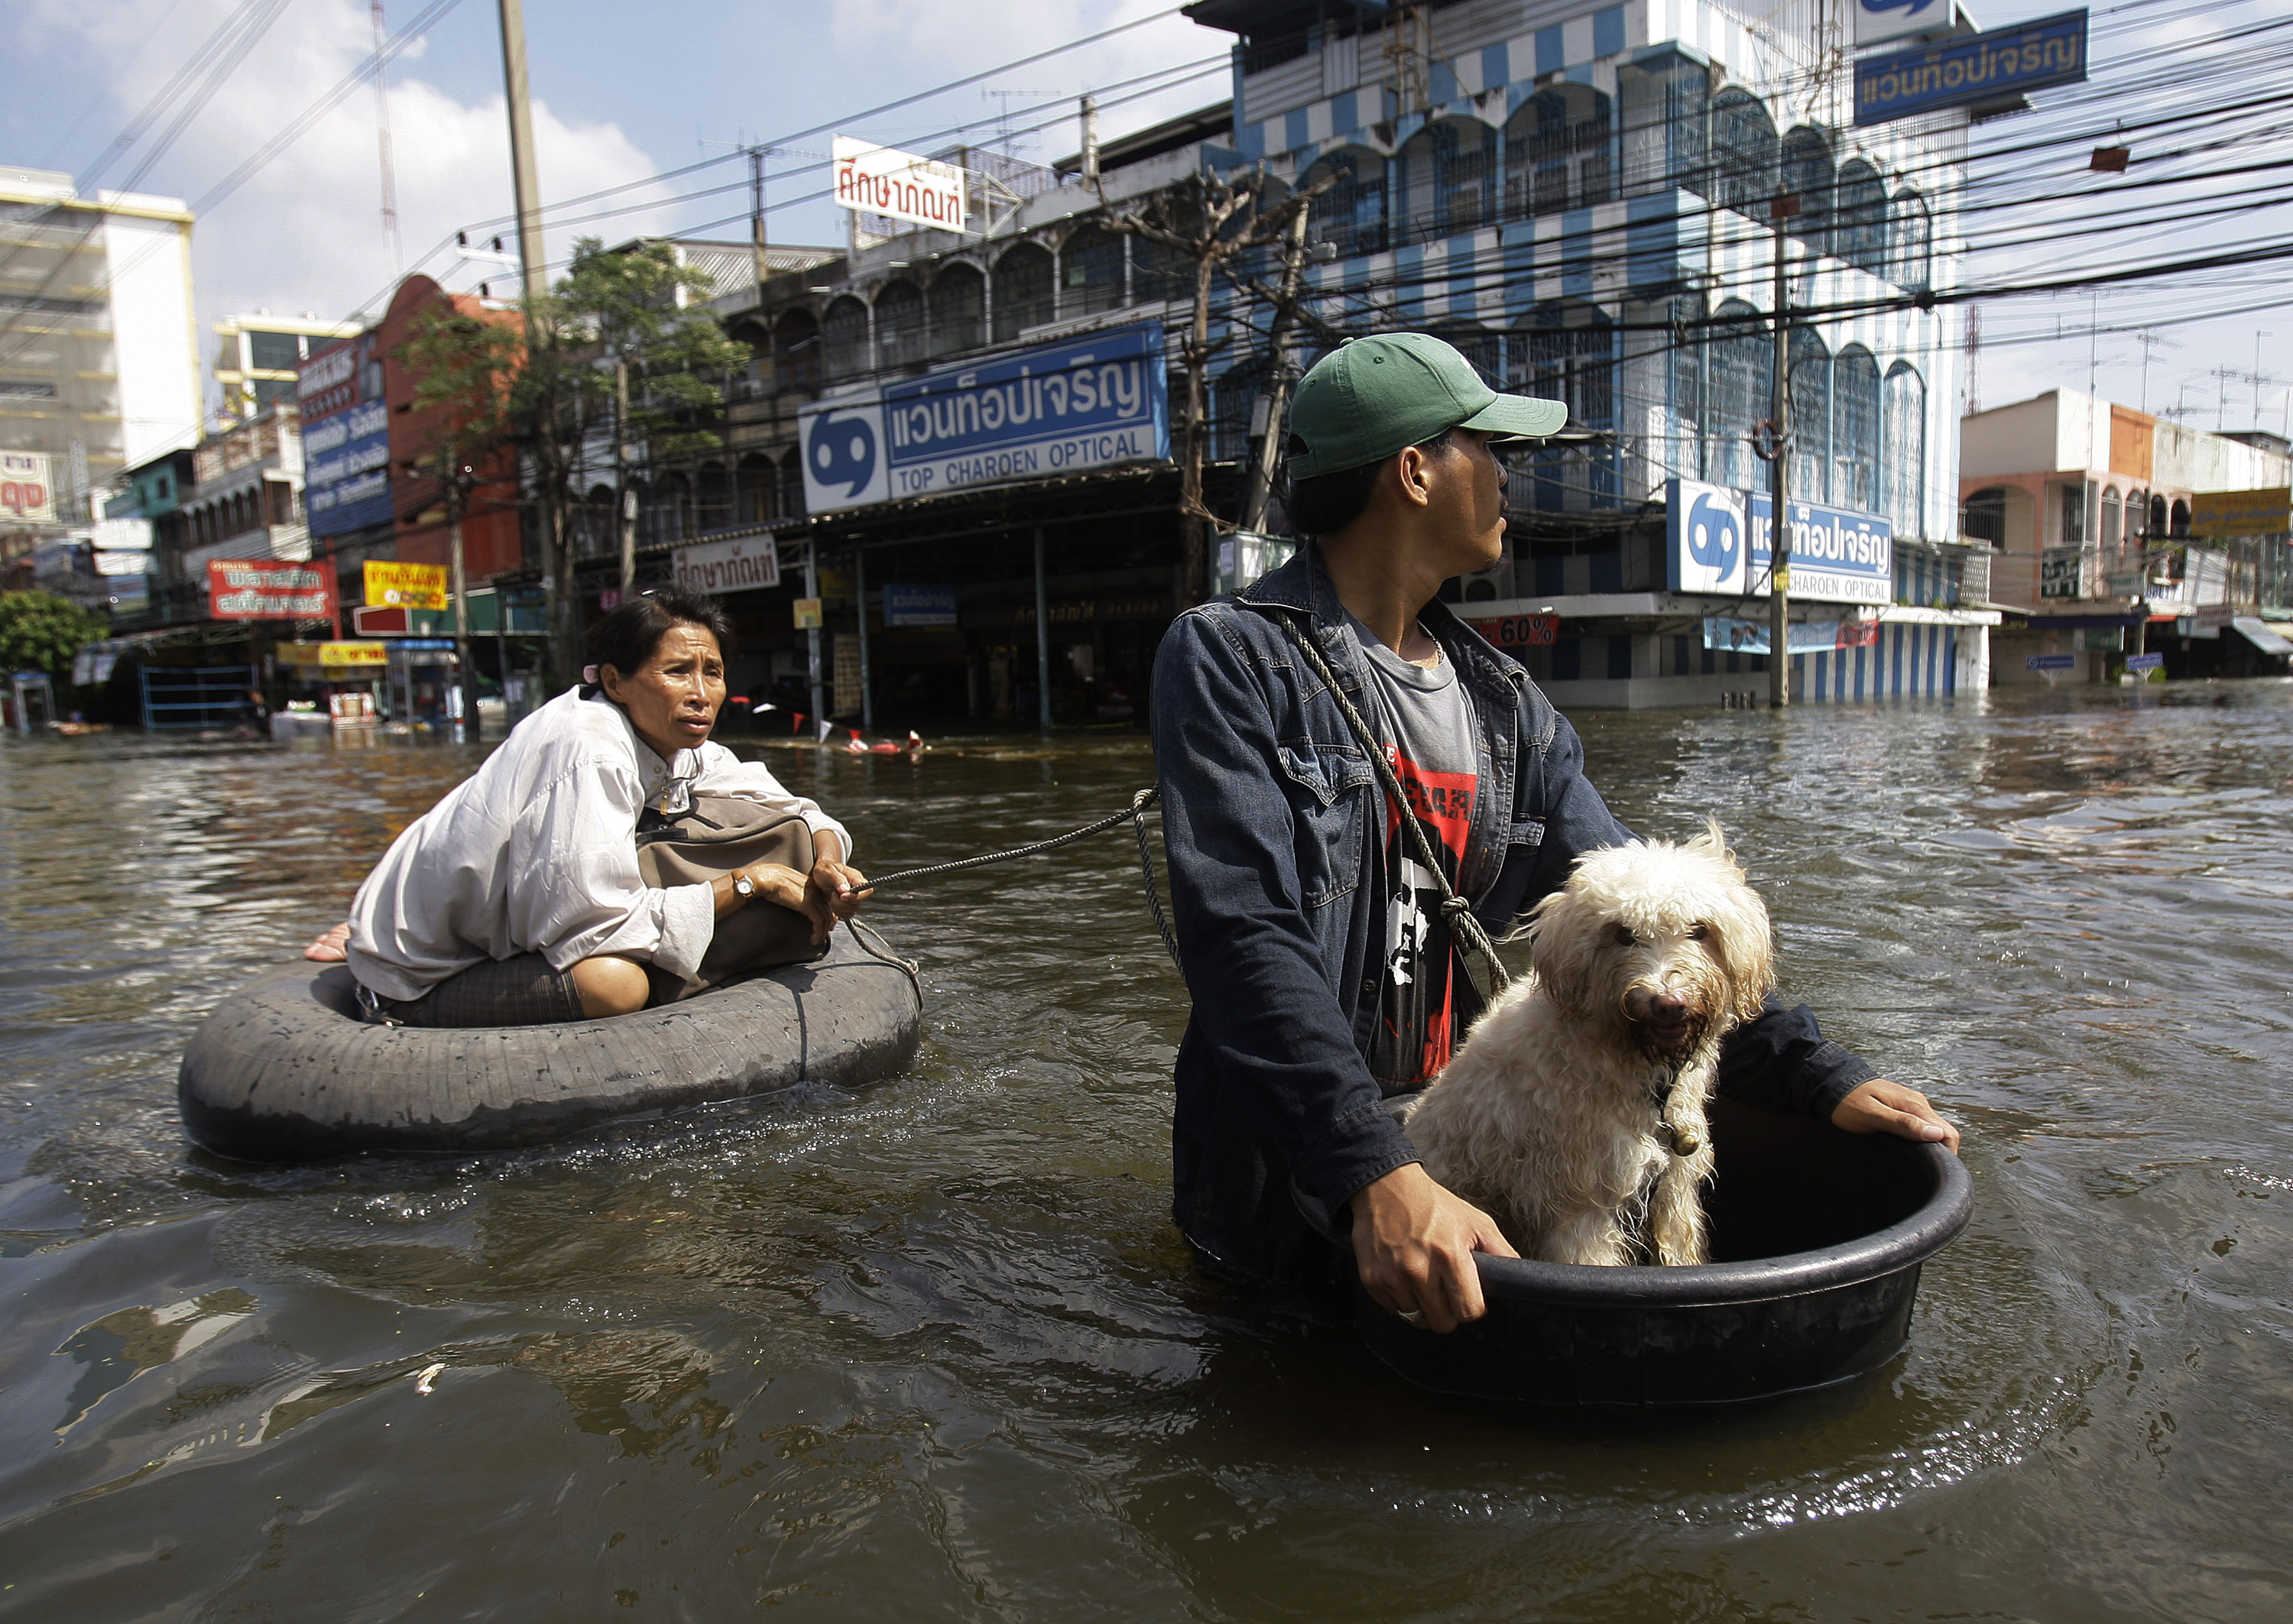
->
[1961, 389, 2293, 682]
[566, 0, 1991, 725]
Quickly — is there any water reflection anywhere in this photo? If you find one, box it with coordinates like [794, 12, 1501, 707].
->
[2, 686, 2290, 1617]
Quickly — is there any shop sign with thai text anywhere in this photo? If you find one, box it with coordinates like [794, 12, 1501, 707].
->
[832, 137, 972, 235]
[799, 323, 1169, 514]
[1665, 478, 1892, 605]
[279, 640, 388, 669]
[364, 559, 448, 609]
[1855, 10, 2088, 126]
[883, 584, 958, 627]
[673, 535, 782, 596]
[299, 333, 392, 536]
[208, 559, 332, 620]
[2189, 488, 2290, 536]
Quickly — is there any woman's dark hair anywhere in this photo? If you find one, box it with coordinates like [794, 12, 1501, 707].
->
[586, 587, 735, 684]
[1282, 426, 1458, 539]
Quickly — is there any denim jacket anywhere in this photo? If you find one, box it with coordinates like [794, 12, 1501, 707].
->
[1149, 543, 1875, 1283]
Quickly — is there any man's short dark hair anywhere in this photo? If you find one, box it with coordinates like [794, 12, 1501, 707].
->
[1282, 426, 1458, 539]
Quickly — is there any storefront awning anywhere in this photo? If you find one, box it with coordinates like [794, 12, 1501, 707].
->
[2228, 617, 2293, 657]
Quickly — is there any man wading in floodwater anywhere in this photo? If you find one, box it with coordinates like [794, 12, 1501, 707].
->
[1149, 332, 1958, 1331]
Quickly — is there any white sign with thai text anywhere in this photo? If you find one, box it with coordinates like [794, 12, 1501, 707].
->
[674, 535, 783, 597]
[832, 137, 971, 235]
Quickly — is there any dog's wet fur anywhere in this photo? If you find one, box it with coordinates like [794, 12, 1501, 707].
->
[1403, 822, 1775, 1266]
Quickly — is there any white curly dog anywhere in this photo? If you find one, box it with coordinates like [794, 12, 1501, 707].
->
[1403, 822, 1775, 1268]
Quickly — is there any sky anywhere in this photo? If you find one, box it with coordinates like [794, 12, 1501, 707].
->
[3, 0, 2286, 434]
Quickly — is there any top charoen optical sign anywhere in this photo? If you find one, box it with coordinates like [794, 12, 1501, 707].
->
[832, 137, 972, 235]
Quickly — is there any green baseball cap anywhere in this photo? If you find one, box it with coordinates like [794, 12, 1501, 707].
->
[1286, 332, 1568, 480]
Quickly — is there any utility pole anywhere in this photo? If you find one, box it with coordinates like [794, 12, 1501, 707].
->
[495, 0, 563, 685]
[749, 145, 768, 288]
[1767, 199, 1795, 709]
[446, 463, 477, 736]
[495, 0, 546, 306]
[1241, 198, 1314, 533]
[615, 356, 637, 595]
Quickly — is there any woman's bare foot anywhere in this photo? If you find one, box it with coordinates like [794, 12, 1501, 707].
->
[303, 922, 351, 962]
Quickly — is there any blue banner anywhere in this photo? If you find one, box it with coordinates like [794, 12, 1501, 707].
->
[882, 584, 958, 627]
[300, 332, 394, 537]
[800, 323, 1169, 514]
[1665, 477, 1892, 605]
[1856, 10, 2088, 127]
[305, 398, 392, 536]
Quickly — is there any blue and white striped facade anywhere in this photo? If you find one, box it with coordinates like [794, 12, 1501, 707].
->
[1186, 0, 1993, 704]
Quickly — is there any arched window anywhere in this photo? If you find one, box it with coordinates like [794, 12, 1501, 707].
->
[774, 307, 820, 397]
[1302, 147, 1388, 257]
[991, 241, 1054, 342]
[1780, 125, 1835, 258]
[874, 280, 926, 369]
[1059, 225, 1125, 318]
[1835, 160, 1888, 276]
[728, 318, 770, 395]
[1883, 361, 1925, 540]
[737, 452, 775, 524]
[1505, 88, 1612, 219]
[1399, 117, 1500, 243]
[1834, 345, 1881, 512]
[929, 262, 984, 355]
[1789, 325, 1832, 504]
[1964, 486, 2007, 546]
[1130, 191, 1204, 305]
[820, 297, 869, 384]
[2101, 486, 2122, 549]
[2150, 491, 2169, 536]
[1211, 353, 1267, 463]
[2170, 498, 2190, 538]
[777, 449, 806, 520]
[696, 461, 733, 532]
[1892, 189, 1931, 292]
[1709, 89, 1776, 214]
[650, 472, 690, 545]
[2126, 488, 2147, 542]
[1059, 224, 1125, 318]
[1707, 298, 1769, 492]
[1512, 300, 1614, 510]
[1619, 52, 1708, 196]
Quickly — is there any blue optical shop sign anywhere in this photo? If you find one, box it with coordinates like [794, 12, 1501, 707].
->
[799, 322, 1169, 514]
[1854, 0, 1952, 49]
[1856, 11, 2089, 127]
[1666, 477, 1892, 606]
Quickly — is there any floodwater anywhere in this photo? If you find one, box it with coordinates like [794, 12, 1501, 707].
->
[2, 685, 2289, 1622]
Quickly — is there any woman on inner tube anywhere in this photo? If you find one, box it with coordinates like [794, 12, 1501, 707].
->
[310, 586, 865, 1026]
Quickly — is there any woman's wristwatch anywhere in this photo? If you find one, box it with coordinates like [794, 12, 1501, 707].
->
[730, 870, 757, 905]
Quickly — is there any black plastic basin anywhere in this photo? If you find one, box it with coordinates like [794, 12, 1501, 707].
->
[1357, 1096, 1974, 1405]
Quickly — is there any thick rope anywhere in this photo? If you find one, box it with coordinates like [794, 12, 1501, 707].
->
[1277, 615, 1514, 997]
[858, 786, 1182, 970]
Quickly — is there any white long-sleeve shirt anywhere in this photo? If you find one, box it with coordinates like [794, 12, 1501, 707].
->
[345, 686, 851, 1003]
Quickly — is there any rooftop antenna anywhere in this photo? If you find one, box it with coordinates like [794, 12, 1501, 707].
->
[371, 0, 402, 277]
[2133, 330, 2175, 414]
